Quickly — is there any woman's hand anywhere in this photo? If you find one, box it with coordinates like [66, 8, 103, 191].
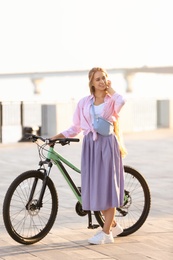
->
[48, 133, 65, 146]
[50, 133, 65, 141]
[106, 80, 116, 95]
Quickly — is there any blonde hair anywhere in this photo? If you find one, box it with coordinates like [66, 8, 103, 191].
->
[88, 67, 127, 158]
[88, 67, 108, 94]
[113, 120, 127, 158]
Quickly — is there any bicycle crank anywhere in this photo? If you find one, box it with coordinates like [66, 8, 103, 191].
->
[75, 201, 88, 216]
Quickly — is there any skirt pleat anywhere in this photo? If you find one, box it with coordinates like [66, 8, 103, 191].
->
[81, 132, 124, 211]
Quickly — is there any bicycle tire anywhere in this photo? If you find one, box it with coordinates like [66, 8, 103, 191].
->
[3, 170, 58, 245]
[94, 165, 151, 236]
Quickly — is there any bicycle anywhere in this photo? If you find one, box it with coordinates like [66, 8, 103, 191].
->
[3, 134, 151, 245]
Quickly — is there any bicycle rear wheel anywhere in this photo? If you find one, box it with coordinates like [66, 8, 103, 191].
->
[3, 170, 58, 245]
[94, 166, 151, 236]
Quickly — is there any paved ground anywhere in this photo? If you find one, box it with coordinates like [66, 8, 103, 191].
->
[0, 128, 172, 259]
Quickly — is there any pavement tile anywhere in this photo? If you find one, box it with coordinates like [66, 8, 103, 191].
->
[0, 128, 173, 260]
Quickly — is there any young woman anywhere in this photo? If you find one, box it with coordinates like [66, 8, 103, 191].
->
[51, 67, 126, 245]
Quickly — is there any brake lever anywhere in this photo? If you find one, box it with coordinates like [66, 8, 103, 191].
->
[24, 134, 38, 142]
[60, 140, 70, 146]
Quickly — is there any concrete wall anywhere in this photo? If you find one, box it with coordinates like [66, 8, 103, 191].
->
[157, 100, 173, 128]
[0, 98, 172, 143]
[41, 101, 76, 137]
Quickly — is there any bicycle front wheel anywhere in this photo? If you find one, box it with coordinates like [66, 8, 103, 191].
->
[94, 166, 151, 236]
[3, 170, 58, 245]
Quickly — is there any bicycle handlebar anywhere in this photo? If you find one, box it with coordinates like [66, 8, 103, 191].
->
[25, 134, 80, 146]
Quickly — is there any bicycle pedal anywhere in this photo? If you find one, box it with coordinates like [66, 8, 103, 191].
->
[88, 224, 100, 229]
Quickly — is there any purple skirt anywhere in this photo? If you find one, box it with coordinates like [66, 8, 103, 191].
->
[81, 132, 124, 211]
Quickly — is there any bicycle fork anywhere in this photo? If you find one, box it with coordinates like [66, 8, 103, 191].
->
[26, 159, 52, 210]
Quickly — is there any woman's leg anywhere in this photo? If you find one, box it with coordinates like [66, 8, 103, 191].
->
[102, 207, 116, 234]
[88, 207, 115, 244]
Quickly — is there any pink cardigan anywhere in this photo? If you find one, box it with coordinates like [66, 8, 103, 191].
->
[62, 93, 125, 140]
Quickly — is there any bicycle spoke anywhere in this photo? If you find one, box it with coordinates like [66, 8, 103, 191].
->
[4, 172, 58, 243]
[94, 166, 150, 236]
[116, 169, 148, 230]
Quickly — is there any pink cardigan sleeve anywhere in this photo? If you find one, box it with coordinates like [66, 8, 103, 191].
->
[103, 93, 126, 119]
[113, 93, 126, 113]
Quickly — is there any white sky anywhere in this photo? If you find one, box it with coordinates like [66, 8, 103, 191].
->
[0, 0, 173, 73]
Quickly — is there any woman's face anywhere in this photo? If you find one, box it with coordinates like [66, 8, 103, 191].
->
[92, 71, 107, 92]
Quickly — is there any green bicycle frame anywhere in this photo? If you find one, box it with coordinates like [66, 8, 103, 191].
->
[47, 147, 82, 204]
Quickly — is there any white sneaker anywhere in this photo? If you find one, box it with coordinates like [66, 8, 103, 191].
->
[88, 231, 114, 245]
[112, 223, 123, 238]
